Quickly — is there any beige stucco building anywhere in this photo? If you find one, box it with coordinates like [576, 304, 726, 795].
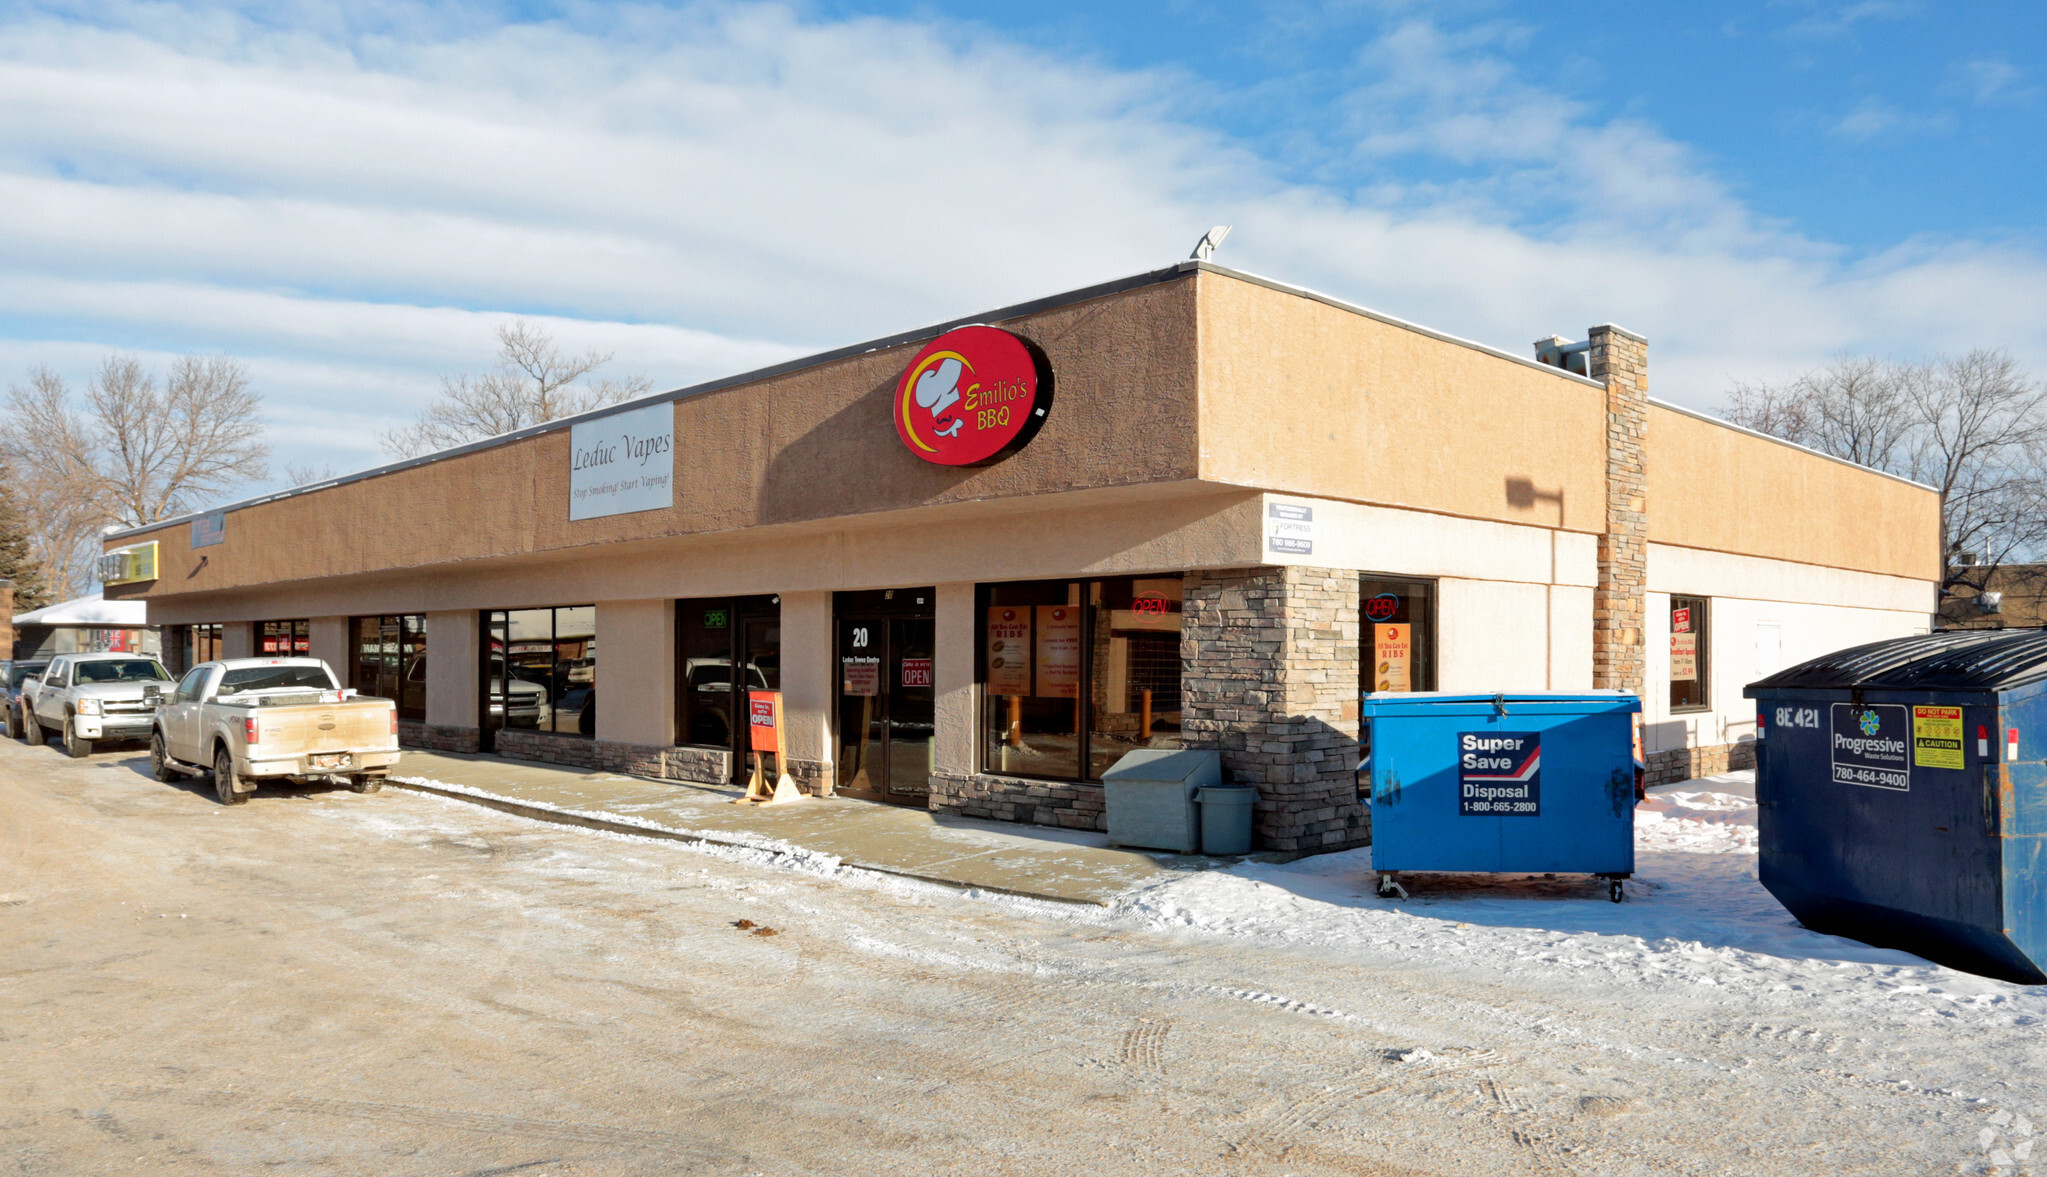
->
[102, 261, 1941, 849]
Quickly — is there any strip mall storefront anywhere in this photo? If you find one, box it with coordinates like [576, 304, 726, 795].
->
[104, 262, 1942, 851]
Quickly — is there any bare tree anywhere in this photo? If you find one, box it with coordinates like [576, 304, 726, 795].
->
[282, 463, 342, 488]
[379, 321, 652, 458]
[2, 357, 270, 595]
[1725, 350, 2047, 601]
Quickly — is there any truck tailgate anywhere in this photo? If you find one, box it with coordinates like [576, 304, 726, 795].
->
[255, 700, 392, 755]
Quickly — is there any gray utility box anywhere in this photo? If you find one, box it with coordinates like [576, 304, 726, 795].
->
[1103, 749, 1223, 853]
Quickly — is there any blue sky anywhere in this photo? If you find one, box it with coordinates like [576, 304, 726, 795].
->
[818, 1, 2046, 252]
[3, 0, 2044, 492]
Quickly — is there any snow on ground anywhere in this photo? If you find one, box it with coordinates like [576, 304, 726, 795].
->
[1106, 771, 2047, 1026]
[391, 765, 2047, 1031]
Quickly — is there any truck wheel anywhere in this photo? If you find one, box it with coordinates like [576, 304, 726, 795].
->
[150, 733, 179, 783]
[213, 749, 250, 806]
[20, 709, 41, 747]
[349, 774, 383, 794]
[63, 718, 93, 759]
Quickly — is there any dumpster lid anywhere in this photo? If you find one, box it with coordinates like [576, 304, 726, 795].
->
[1745, 629, 2047, 695]
[1100, 748, 1222, 784]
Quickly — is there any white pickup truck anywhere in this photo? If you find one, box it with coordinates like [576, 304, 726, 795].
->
[149, 657, 401, 805]
[19, 652, 175, 757]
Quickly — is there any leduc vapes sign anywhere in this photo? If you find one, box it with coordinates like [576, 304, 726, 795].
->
[892, 325, 1052, 466]
[570, 402, 674, 521]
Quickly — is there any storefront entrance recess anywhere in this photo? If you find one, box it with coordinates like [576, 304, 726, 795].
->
[834, 589, 936, 806]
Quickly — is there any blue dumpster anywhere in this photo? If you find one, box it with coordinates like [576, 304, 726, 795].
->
[1746, 630, 2047, 984]
[1361, 692, 1641, 901]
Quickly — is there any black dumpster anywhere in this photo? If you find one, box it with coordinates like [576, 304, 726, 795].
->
[1746, 630, 2047, 984]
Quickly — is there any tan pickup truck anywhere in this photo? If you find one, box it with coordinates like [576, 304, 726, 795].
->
[149, 657, 401, 805]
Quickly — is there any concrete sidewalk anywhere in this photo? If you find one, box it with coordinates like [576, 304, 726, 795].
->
[386, 751, 1209, 904]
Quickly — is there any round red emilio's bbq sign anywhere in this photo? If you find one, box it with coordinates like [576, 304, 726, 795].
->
[893, 324, 1054, 466]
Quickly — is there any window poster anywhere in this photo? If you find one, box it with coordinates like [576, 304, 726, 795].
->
[842, 657, 880, 697]
[1034, 605, 1081, 698]
[1670, 632, 1698, 682]
[1373, 623, 1412, 692]
[986, 607, 1031, 695]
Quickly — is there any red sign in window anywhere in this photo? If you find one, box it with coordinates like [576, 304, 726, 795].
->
[901, 658, 933, 688]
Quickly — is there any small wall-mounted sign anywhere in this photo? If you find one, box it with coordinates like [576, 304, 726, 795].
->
[1265, 500, 1315, 556]
[98, 540, 160, 586]
[570, 401, 674, 521]
[191, 511, 226, 548]
[892, 325, 1053, 466]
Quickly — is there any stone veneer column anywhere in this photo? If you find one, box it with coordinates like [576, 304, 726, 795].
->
[1587, 324, 1648, 695]
[1181, 566, 1366, 852]
[0, 579, 13, 659]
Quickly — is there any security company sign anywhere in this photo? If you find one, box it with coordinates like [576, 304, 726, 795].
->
[1458, 731, 1541, 816]
[893, 325, 1052, 466]
[1265, 501, 1314, 556]
[1830, 703, 1909, 790]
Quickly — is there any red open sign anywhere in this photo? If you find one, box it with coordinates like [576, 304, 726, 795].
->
[748, 691, 781, 753]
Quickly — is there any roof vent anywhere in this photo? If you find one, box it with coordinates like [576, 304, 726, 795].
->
[1534, 335, 1590, 377]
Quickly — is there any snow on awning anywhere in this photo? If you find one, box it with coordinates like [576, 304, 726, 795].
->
[11, 592, 151, 628]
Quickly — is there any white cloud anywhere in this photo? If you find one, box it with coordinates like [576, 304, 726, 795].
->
[1945, 57, 2033, 107]
[1827, 95, 1952, 140]
[1, 1, 2044, 499]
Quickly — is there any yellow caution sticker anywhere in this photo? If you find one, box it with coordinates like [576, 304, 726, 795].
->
[1912, 705, 1965, 770]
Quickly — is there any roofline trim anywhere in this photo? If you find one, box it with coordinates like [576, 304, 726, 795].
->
[1646, 397, 1939, 493]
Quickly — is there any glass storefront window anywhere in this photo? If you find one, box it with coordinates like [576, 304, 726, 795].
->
[1669, 596, 1709, 711]
[166, 623, 224, 675]
[980, 576, 1183, 782]
[350, 615, 427, 722]
[258, 619, 310, 656]
[484, 606, 597, 739]
[1087, 577, 1184, 779]
[677, 596, 781, 777]
[1360, 578, 1436, 695]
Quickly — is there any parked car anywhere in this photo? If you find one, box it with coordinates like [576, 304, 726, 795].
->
[150, 657, 400, 805]
[19, 652, 173, 757]
[1, 659, 50, 740]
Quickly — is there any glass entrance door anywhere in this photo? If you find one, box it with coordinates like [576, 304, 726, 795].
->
[835, 592, 936, 806]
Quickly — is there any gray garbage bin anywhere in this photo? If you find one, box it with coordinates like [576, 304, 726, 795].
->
[1102, 749, 1222, 853]
[1197, 785, 1258, 855]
